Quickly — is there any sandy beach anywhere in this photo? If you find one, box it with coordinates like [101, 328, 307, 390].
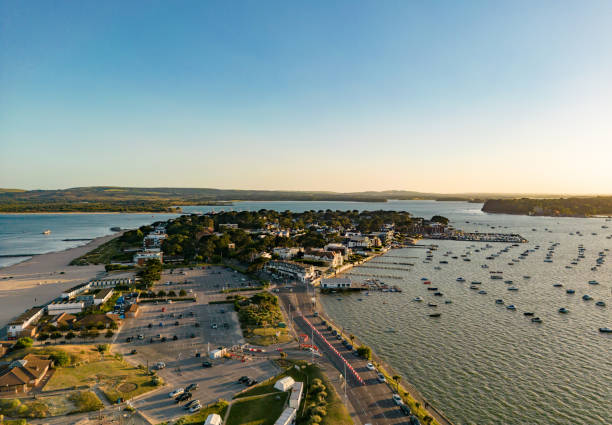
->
[0, 233, 123, 328]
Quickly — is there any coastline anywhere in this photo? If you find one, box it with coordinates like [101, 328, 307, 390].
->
[0, 233, 123, 328]
[0, 211, 179, 215]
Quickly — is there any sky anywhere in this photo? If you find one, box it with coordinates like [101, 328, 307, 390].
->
[1, 0, 612, 194]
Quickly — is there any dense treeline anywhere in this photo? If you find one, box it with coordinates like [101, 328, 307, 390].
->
[482, 197, 612, 217]
[162, 209, 415, 265]
[0, 201, 179, 213]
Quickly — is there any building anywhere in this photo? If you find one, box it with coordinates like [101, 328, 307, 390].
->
[0, 354, 52, 393]
[125, 303, 139, 318]
[143, 232, 167, 249]
[219, 223, 239, 230]
[264, 261, 315, 283]
[274, 407, 297, 425]
[346, 235, 371, 249]
[324, 243, 351, 259]
[50, 313, 77, 329]
[272, 247, 302, 260]
[7, 308, 44, 340]
[209, 348, 227, 359]
[61, 282, 91, 299]
[303, 249, 343, 267]
[273, 376, 295, 392]
[320, 277, 353, 289]
[134, 250, 163, 266]
[204, 414, 222, 425]
[94, 288, 114, 305]
[89, 278, 133, 288]
[47, 300, 85, 315]
[289, 381, 303, 409]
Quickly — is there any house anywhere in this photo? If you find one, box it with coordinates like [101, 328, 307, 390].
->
[94, 288, 114, 305]
[272, 247, 302, 260]
[50, 313, 77, 329]
[303, 249, 343, 267]
[61, 282, 91, 299]
[47, 300, 85, 315]
[289, 381, 303, 408]
[274, 407, 297, 425]
[346, 235, 371, 249]
[0, 354, 52, 393]
[274, 376, 295, 391]
[134, 250, 163, 266]
[125, 303, 139, 318]
[320, 278, 353, 289]
[264, 261, 315, 283]
[324, 243, 351, 259]
[7, 307, 44, 340]
[143, 233, 167, 249]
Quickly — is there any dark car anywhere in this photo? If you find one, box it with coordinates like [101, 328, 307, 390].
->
[400, 404, 411, 416]
[190, 333, 196, 338]
[130, 349, 137, 355]
[195, 352, 201, 357]
[159, 322, 164, 327]
[173, 335, 178, 341]
[148, 323, 152, 328]
[186, 383, 199, 392]
[202, 361, 212, 368]
[175, 321, 179, 326]
[189, 312, 195, 317]
[194, 323, 200, 328]
[126, 337, 133, 342]
[238, 376, 249, 383]
[184, 400, 199, 409]
[409, 414, 421, 425]
[176, 392, 192, 403]
[161, 337, 167, 342]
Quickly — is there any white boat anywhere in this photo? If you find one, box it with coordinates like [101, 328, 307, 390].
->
[42, 229, 51, 235]
[413, 297, 424, 302]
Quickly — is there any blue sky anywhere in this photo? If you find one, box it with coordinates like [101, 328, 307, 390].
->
[1, 1, 612, 193]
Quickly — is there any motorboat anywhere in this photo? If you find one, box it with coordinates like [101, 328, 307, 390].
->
[506, 305, 517, 310]
[444, 300, 452, 304]
[599, 327, 612, 333]
[531, 317, 543, 323]
[507, 287, 519, 291]
[553, 283, 563, 288]
[456, 277, 465, 282]
[566, 289, 575, 294]
[588, 280, 599, 285]
[427, 303, 437, 307]
[413, 297, 424, 302]
[495, 299, 504, 304]
[523, 312, 534, 316]
[582, 295, 593, 301]
[558, 307, 570, 314]
[595, 301, 606, 307]
[42, 229, 51, 235]
[428, 313, 441, 318]
[434, 292, 443, 296]
[478, 290, 487, 295]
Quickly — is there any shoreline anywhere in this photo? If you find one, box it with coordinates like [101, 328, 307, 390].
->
[0, 233, 124, 328]
[0, 211, 179, 215]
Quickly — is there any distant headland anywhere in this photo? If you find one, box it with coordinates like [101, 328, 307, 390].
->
[482, 197, 612, 217]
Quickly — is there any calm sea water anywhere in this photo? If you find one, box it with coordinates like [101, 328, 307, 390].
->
[0, 213, 179, 268]
[318, 203, 612, 425]
[2, 202, 610, 424]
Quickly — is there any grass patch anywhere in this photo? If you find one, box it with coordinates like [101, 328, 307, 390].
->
[70, 234, 137, 265]
[226, 393, 288, 425]
[245, 326, 293, 346]
[68, 391, 104, 413]
[45, 349, 159, 403]
[175, 400, 229, 425]
[0, 398, 49, 419]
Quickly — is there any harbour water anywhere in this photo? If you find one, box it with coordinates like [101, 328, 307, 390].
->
[320, 205, 612, 425]
[1, 201, 610, 424]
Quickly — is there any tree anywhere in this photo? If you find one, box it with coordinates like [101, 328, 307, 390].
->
[392, 375, 401, 392]
[50, 331, 62, 340]
[167, 290, 176, 297]
[105, 329, 114, 338]
[97, 344, 110, 354]
[14, 337, 33, 349]
[157, 290, 167, 298]
[50, 350, 70, 367]
[356, 345, 372, 360]
[430, 215, 449, 225]
[179, 289, 187, 297]
[37, 333, 49, 341]
[65, 331, 76, 340]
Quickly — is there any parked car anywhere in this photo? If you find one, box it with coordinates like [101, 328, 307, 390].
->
[246, 378, 257, 386]
[188, 403, 201, 413]
[161, 337, 167, 342]
[190, 333, 196, 338]
[126, 337, 133, 342]
[400, 404, 411, 416]
[175, 321, 179, 326]
[137, 334, 144, 340]
[393, 394, 403, 405]
[173, 335, 178, 341]
[211, 323, 218, 329]
[176, 392, 192, 403]
[155, 361, 166, 370]
[366, 363, 375, 371]
[238, 376, 249, 383]
[409, 414, 421, 424]
[184, 400, 199, 409]
[202, 361, 212, 368]
[169, 388, 184, 398]
[377, 373, 386, 383]
[195, 352, 201, 357]
[148, 323, 152, 328]
[185, 383, 199, 392]
[130, 349, 137, 355]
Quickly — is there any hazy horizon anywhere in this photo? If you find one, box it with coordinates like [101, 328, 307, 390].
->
[2, 1, 612, 194]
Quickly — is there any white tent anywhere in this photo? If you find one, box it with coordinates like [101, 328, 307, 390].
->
[274, 376, 295, 392]
[204, 413, 222, 425]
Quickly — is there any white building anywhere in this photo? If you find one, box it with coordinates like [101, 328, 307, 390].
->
[274, 407, 297, 425]
[134, 250, 163, 266]
[324, 243, 351, 259]
[89, 278, 133, 288]
[209, 348, 226, 359]
[273, 376, 295, 392]
[289, 381, 303, 409]
[265, 261, 315, 283]
[346, 235, 371, 249]
[47, 300, 85, 315]
[7, 307, 44, 340]
[144, 233, 167, 249]
[303, 250, 343, 268]
[320, 277, 353, 289]
[61, 282, 91, 299]
[272, 247, 302, 260]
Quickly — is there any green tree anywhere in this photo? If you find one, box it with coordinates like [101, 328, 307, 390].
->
[392, 374, 401, 392]
[179, 289, 187, 297]
[14, 337, 33, 349]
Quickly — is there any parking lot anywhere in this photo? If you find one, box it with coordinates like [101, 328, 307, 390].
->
[113, 266, 280, 423]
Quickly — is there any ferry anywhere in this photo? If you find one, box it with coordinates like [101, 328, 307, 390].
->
[42, 229, 51, 235]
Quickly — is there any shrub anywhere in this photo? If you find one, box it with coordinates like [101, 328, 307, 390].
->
[105, 330, 114, 338]
[50, 331, 62, 340]
[50, 350, 71, 367]
[14, 337, 33, 349]
[68, 391, 104, 413]
[37, 333, 49, 341]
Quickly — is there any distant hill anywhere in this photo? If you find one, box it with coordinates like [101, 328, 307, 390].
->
[0, 186, 603, 213]
[482, 197, 612, 217]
